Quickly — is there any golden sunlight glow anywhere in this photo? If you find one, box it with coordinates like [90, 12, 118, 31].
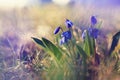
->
[52, 0, 71, 5]
[0, 0, 29, 8]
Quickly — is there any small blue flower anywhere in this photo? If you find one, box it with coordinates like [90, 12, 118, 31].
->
[91, 16, 97, 25]
[60, 37, 67, 45]
[60, 30, 72, 45]
[54, 26, 61, 34]
[61, 30, 72, 40]
[88, 27, 99, 39]
[54, 19, 73, 45]
[82, 30, 86, 39]
[65, 19, 73, 28]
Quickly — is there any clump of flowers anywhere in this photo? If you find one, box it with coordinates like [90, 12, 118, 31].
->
[54, 19, 73, 45]
[31, 16, 120, 80]
[82, 16, 99, 39]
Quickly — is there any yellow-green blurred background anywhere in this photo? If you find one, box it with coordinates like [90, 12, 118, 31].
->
[0, 0, 120, 40]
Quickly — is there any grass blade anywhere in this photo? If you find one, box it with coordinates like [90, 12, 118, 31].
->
[32, 37, 46, 48]
[42, 37, 62, 60]
[109, 31, 120, 55]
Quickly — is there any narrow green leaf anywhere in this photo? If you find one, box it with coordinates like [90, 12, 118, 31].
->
[42, 37, 62, 60]
[97, 21, 102, 29]
[32, 37, 46, 48]
[76, 45, 87, 58]
[109, 31, 120, 55]
[83, 31, 95, 57]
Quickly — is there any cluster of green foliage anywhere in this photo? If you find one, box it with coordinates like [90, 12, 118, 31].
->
[32, 17, 120, 80]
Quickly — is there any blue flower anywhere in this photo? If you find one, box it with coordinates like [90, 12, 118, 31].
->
[54, 19, 73, 45]
[65, 19, 73, 28]
[60, 37, 67, 45]
[91, 16, 97, 25]
[88, 27, 99, 39]
[61, 30, 72, 40]
[60, 30, 72, 45]
[82, 30, 86, 39]
[54, 26, 61, 34]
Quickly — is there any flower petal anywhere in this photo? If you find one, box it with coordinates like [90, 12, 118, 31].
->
[91, 16, 97, 25]
[88, 27, 99, 39]
[54, 26, 61, 34]
[65, 19, 73, 28]
[82, 30, 86, 39]
[60, 37, 67, 45]
[61, 30, 72, 40]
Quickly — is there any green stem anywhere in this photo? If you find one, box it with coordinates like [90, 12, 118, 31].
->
[82, 59, 87, 80]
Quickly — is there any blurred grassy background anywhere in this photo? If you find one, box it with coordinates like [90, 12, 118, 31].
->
[0, 0, 120, 40]
[0, 1, 119, 33]
[0, 1, 119, 50]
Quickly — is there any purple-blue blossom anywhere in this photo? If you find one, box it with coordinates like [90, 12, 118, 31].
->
[60, 30, 72, 45]
[81, 28, 99, 40]
[88, 27, 99, 39]
[82, 30, 86, 39]
[54, 26, 61, 34]
[91, 16, 97, 25]
[54, 19, 73, 45]
[61, 30, 72, 40]
[60, 37, 67, 45]
[65, 19, 73, 28]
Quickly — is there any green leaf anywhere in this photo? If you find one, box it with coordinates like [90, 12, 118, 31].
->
[76, 45, 87, 58]
[83, 31, 95, 57]
[42, 37, 62, 60]
[32, 37, 46, 48]
[96, 21, 102, 29]
[109, 31, 120, 55]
